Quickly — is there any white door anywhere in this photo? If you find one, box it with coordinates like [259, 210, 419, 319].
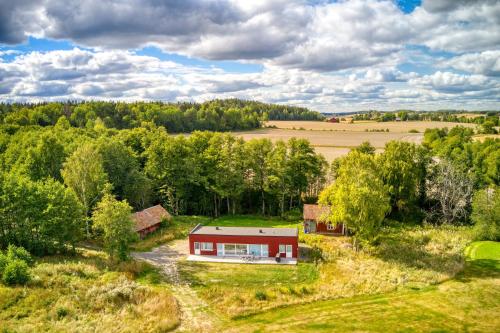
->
[194, 242, 201, 255]
[286, 245, 292, 258]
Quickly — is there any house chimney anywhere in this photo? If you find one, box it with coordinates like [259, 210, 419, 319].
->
[259, 229, 263, 233]
[216, 226, 220, 230]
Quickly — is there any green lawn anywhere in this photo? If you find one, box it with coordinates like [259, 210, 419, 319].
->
[223, 241, 500, 332]
[465, 241, 500, 261]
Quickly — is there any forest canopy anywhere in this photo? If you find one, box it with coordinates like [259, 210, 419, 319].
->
[0, 99, 324, 133]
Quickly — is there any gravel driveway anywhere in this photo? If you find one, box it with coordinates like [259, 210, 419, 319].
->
[132, 239, 215, 332]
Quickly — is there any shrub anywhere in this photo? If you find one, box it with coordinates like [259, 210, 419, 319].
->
[409, 129, 419, 133]
[7, 245, 34, 266]
[255, 291, 267, 301]
[2, 259, 31, 285]
[56, 307, 69, 319]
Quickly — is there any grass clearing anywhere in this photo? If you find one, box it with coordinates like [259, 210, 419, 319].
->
[131, 215, 212, 252]
[178, 217, 475, 321]
[0, 249, 180, 333]
[224, 240, 500, 332]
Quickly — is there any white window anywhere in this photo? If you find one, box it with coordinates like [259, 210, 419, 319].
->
[327, 223, 335, 231]
[279, 244, 286, 253]
[201, 242, 213, 250]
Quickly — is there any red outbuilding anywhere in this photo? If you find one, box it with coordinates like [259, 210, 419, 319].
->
[131, 205, 171, 239]
[188, 224, 298, 263]
[303, 204, 345, 235]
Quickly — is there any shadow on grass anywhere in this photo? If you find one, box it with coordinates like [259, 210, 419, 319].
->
[455, 259, 500, 282]
[177, 261, 206, 287]
[374, 233, 464, 275]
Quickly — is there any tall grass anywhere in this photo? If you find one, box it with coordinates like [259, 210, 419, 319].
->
[0, 250, 180, 333]
[180, 225, 475, 318]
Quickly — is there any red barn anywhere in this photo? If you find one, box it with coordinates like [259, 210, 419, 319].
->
[303, 204, 345, 235]
[188, 224, 298, 264]
[132, 205, 171, 238]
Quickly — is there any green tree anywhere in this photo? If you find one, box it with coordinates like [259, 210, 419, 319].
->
[92, 194, 137, 261]
[352, 141, 376, 155]
[62, 143, 109, 237]
[0, 173, 83, 254]
[471, 186, 500, 241]
[319, 151, 390, 248]
[377, 141, 428, 215]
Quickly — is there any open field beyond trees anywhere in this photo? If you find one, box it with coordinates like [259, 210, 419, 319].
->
[232, 121, 482, 162]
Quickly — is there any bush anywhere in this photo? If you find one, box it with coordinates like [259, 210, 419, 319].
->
[255, 291, 267, 301]
[2, 259, 31, 285]
[7, 245, 34, 266]
[56, 307, 69, 319]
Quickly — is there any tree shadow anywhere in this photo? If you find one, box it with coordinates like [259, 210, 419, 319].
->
[374, 233, 465, 275]
[455, 259, 500, 282]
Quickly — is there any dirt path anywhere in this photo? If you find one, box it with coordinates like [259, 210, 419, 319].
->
[132, 239, 215, 332]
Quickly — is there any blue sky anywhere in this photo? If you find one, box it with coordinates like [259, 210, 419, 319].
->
[0, 0, 498, 112]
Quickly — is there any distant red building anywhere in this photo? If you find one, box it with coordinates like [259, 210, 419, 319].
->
[303, 204, 345, 235]
[132, 205, 171, 238]
[328, 117, 340, 123]
[188, 225, 298, 260]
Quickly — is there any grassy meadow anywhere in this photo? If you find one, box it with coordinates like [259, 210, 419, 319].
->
[0, 250, 180, 333]
[177, 218, 477, 321]
[224, 241, 500, 332]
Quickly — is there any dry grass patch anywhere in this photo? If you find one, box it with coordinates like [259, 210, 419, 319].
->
[0, 250, 180, 333]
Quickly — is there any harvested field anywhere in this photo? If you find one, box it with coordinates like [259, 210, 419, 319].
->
[265, 120, 477, 133]
[234, 128, 421, 162]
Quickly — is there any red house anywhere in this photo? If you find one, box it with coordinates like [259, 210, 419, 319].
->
[303, 204, 345, 235]
[188, 224, 298, 263]
[131, 205, 171, 238]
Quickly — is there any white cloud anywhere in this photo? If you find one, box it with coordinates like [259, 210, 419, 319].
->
[443, 50, 500, 76]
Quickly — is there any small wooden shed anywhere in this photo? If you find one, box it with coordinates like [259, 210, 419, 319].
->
[131, 205, 171, 238]
[303, 204, 345, 235]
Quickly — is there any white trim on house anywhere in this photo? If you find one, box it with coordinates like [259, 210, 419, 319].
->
[201, 242, 213, 251]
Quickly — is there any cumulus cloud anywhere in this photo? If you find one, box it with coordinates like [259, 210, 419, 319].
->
[443, 51, 500, 76]
[0, 1, 499, 111]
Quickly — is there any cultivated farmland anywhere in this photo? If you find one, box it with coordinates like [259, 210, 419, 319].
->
[232, 121, 478, 162]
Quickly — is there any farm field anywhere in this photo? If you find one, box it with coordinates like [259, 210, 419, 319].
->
[232, 120, 480, 162]
[265, 120, 478, 132]
[234, 127, 421, 162]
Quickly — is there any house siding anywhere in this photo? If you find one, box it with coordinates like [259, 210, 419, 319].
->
[189, 234, 298, 258]
[316, 221, 344, 234]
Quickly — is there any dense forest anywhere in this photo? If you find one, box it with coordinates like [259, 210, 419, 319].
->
[0, 99, 324, 133]
[0, 100, 498, 256]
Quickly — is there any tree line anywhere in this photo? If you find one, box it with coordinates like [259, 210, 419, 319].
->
[0, 99, 324, 133]
[0, 119, 326, 256]
[352, 110, 499, 133]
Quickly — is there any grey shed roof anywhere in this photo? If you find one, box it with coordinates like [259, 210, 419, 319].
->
[190, 224, 298, 237]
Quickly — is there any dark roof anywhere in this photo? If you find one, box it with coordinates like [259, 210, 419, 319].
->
[303, 204, 330, 222]
[190, 225, 298, 237]
[131, 205, 171, 232]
